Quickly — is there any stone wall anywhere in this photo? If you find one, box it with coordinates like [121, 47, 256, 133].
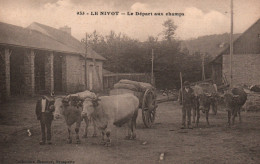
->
[223, 54, 260, 86]
[0, 48, 10, 101]
[45, 52, 54, 93]
[64, 55, 103, 93]
[61, 55, 67, 92]
[1, 47, 104, 98]
[23, 50, 35, 96]
[65, 55, 85, 93]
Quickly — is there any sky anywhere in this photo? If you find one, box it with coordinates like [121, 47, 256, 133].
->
[0, 0, 259, 41]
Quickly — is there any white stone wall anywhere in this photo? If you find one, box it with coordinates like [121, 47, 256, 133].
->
[65, 55, 103, 93]
[65, 55, 85, 92]
[223, 54, 260, 86]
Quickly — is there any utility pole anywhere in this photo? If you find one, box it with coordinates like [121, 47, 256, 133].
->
[84, 33, 88, 90]
[151, 49, 154, 85]
[180, 72, 183, 103]
[230, 0, 234, 88]
[202, 53, 205, 81]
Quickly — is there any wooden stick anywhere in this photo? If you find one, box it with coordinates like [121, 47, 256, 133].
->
[180, 72, 183, 103]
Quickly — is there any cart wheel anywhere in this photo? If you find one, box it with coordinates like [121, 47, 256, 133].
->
[142, 89, 157, 128]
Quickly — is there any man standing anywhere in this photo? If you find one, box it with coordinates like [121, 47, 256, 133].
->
[179, 81, 194, 129]
[36, 95, 55, 145]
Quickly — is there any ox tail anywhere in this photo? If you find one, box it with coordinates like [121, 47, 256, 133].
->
[132, 108, 138, 128]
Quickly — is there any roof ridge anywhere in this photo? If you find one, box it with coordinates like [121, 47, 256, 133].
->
[0, 21, 105, 60]
[210, 18, 260, 63]
[31, 22, 83, 44]
[28, 22, 86, 51]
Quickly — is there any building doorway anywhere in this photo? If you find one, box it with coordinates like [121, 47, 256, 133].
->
[10, 49, 25, 95]
[35, 53, 45, 93]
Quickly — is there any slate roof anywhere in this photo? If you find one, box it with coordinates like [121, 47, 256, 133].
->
[103, 68, 114, 75]
[0, 22, 105, 60]
[211, 18, 260, 63]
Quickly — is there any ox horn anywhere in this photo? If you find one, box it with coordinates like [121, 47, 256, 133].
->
[205, 93, 212, 97]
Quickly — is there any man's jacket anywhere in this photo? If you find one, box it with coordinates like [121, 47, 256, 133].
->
[36, 96, 55, 120]
[179, 87, 195, 107]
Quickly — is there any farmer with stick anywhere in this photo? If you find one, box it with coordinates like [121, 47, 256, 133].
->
[179, 74, 194, 129]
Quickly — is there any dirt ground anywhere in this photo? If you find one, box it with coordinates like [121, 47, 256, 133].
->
[0, 96, 260, 164]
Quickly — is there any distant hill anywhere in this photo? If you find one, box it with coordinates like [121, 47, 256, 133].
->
[181, 33, 241, 57]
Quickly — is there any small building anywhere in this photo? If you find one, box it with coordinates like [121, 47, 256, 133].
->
[0, 22, 105, 101]
[210, 18, 260, 86]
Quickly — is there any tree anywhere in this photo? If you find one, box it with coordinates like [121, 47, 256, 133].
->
[162, 19, 177, 42]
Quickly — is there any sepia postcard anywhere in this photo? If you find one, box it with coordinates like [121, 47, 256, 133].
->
[0, 0, 260, 164]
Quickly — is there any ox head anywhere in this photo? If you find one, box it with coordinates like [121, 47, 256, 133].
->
[53, 97, 67, 120]
[198, 92, 213, 111]
[81, 97, 100, 119]
[223, 91, 240, 109]
[67, 96, 84, 108]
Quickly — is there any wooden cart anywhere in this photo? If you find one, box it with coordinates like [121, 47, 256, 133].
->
[109, 80, 158, 128]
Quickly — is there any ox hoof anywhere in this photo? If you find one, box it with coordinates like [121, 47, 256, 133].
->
[105, 142, 111, 147]
[131, 134, 136, 140]
[99, 140, 106, 145]
[76, 140, 81, 144]
[67, 139, 72, 144]
[82, 134, 88, 138]
[125, 135, 131, 140]
[92, 134, 97, 138]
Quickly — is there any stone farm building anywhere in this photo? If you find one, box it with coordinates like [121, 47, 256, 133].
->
[0, 22, 106, 101]
[211, 18, 260, 86]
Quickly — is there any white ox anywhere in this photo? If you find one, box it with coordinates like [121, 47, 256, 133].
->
[82, 93, 139, 146]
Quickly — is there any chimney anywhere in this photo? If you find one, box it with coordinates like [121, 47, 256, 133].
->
[59, 25, 71, 35]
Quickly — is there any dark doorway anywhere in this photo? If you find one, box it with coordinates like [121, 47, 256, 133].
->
[35, 53, 45, 93]
[54, 55, 62, 92]
[10, 49, 25, 95]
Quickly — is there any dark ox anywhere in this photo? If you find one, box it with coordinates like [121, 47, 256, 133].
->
[82, 94, 139, 146]
[54, 96, 97, 144]
[192, 84, 218, 127]
[223, 87, 247, 126]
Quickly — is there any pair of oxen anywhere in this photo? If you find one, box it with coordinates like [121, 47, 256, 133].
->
[53, 91, 139, 146]
[191, 83, 247, 127]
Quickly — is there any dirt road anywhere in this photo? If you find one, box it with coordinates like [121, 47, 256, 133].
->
[0, 97, 260, 164]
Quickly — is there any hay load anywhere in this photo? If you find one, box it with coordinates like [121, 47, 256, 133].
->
[111, 79, 155, 101]
[192, 82, 217, 96]
[113, 79, 154, 92]
[113, 83, 139, 92]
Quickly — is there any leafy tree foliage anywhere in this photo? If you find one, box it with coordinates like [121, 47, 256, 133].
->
[162, 19, 177, 42]
[82, 19, 212, 89]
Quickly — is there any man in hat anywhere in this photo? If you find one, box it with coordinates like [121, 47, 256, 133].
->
[179, 81, 194, 129]
[36, 95, 55, 145]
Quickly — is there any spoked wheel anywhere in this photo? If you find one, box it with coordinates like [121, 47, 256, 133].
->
[142, 89, 157, 128]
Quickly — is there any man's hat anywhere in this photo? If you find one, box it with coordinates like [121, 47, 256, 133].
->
[184, 81, 190, 86]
